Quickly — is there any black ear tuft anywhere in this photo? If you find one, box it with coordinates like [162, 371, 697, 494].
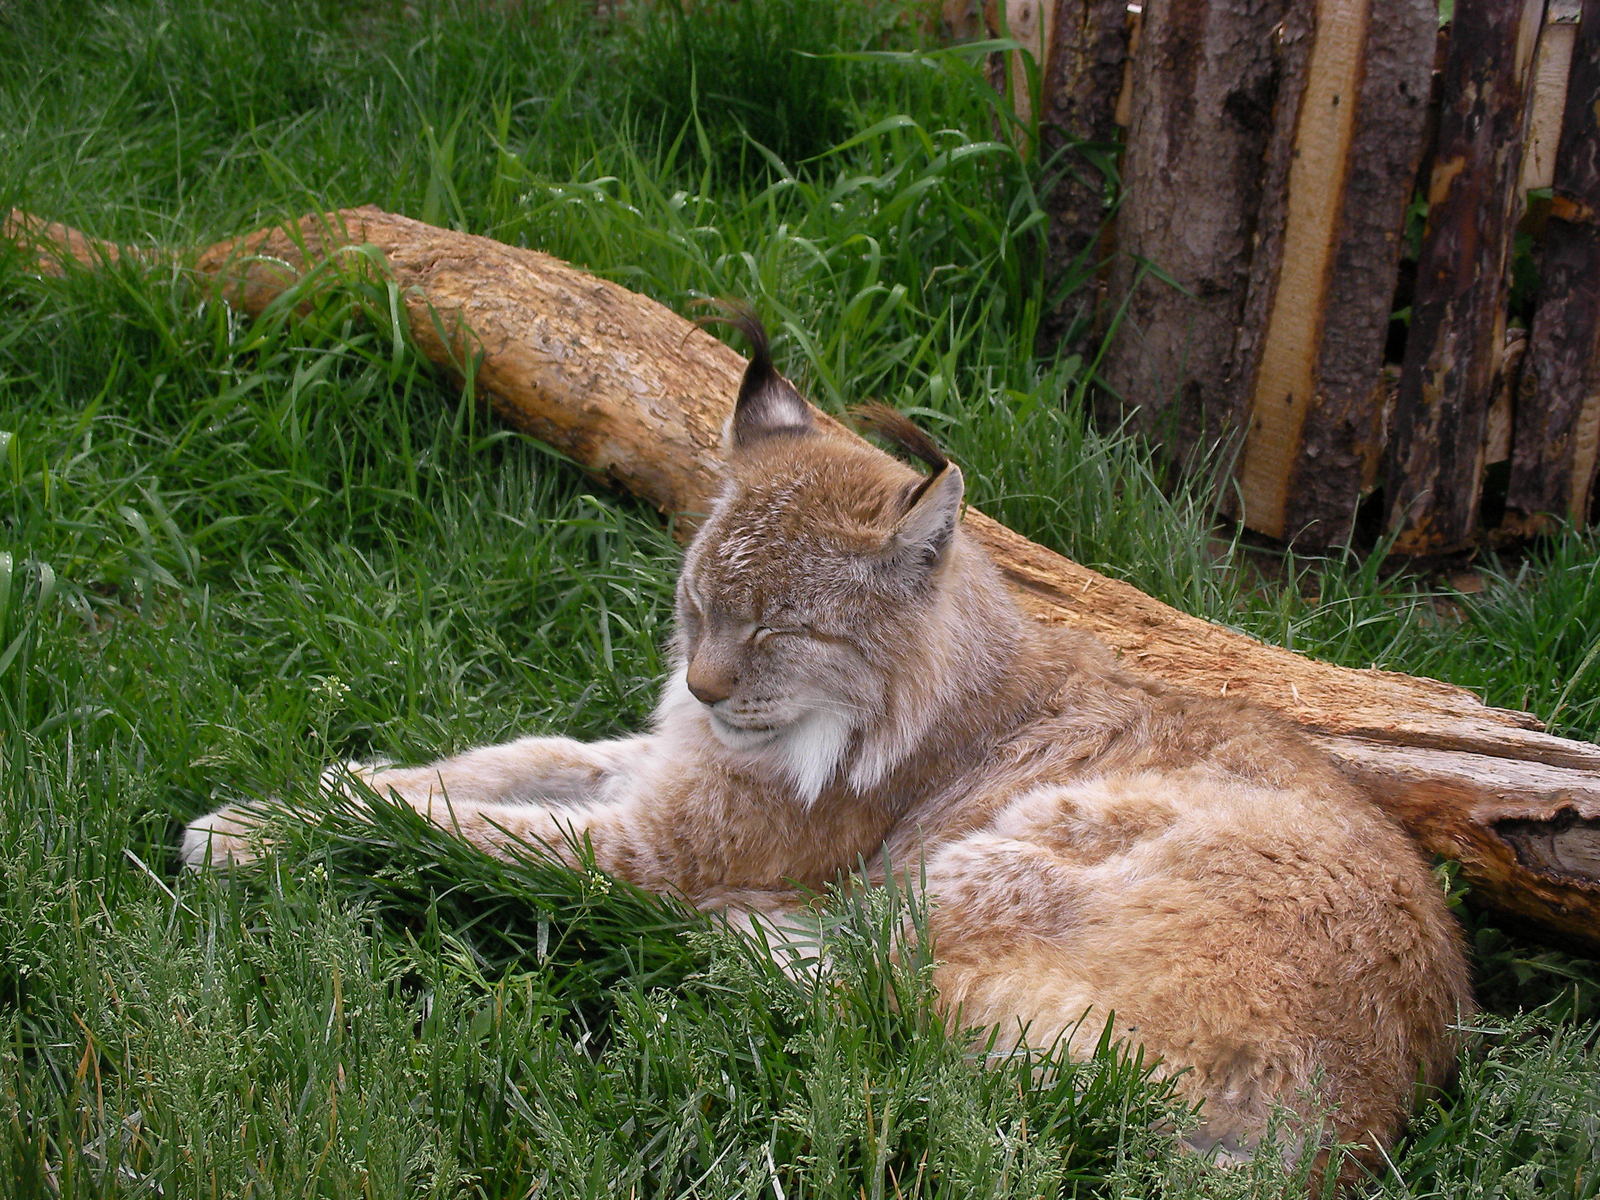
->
[695, 299, 814, 448]
[850, 403, 950, 475]
[851, 404, 964, 570]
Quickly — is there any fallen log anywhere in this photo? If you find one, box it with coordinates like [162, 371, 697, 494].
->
[7, 205, 1600, 949]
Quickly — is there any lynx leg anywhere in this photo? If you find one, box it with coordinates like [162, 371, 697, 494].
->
[181, 734, 652, 869]
[337, 734, 652, 808]
[180, 802, 268, 868]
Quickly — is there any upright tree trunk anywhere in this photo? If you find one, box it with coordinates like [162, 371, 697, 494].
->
[1097, 0, 1288, 460]
[977, 1, 1131, 345]
[1386, 0, 1543, 554]
[1508, 0, 1600, 530]
[1518, 0, 1582, 193]
[1032, 0, 1132, 340]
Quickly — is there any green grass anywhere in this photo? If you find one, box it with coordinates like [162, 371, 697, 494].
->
[2, 0, 1598, 1196]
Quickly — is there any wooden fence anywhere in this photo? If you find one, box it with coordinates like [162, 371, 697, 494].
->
[967, 0, 1600, 553]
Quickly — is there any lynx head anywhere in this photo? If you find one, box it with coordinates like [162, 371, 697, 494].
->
[665, 308, 969, 803]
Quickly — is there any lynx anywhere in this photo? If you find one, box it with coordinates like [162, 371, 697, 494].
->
[185, 313, 1470, 1173]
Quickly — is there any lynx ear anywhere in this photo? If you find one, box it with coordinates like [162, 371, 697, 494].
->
[697, 301, 814, 449]
[890, 462, 964, 569]
[731, 353, 813, 448]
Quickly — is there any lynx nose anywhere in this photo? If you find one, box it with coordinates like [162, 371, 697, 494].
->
[685, 660, 737, 706]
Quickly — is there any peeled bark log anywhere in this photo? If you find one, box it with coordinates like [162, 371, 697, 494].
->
[1518, 0, 1582, 193]
[1232, 0, 1435, 546]
[8, 205, 1600, 948]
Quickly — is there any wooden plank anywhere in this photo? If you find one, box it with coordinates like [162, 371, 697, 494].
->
[1236, 0, 1368, 541]
[1386, 0, 1544, 554]
[1098, 0, 1288, 449]
[1485, 329, 1527, 465]
[1113, 6, 1141, 128]
[1508, 0, 1600, 528]
[1233, 0, 1434, 546]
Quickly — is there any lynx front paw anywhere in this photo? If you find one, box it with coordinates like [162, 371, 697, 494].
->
[180, 762, 389, 870]
[180, 803, 269, 869]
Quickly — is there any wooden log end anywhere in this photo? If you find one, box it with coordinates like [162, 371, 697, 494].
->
[1492, 807, 1600, 890]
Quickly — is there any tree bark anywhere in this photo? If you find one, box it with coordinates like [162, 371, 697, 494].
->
[1096, 0, 1287, 456]
[1385, 0, 1543, 554]
[8, 205, 1600, 948]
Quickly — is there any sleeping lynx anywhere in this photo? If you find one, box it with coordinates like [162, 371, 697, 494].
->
[185, 313, 1470, 1173]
